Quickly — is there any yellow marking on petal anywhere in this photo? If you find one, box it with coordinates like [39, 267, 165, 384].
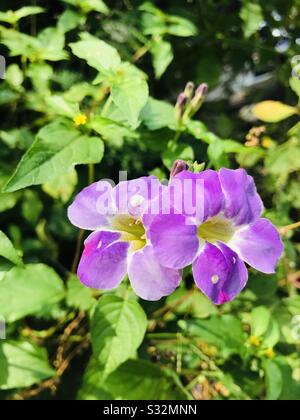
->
[198, 216, 235, 244]
[249, 336, 261, 347]
[74, 114, 87, 126]
[112, 215, 147, 251]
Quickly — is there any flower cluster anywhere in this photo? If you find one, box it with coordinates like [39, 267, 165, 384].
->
[68, 164, 283, 304]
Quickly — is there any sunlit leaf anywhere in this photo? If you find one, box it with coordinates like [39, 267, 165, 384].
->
[3, 120, 104, 192]
[253, 101, 298, 123]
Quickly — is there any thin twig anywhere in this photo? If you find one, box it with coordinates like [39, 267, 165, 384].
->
[71, 230, 85, 273]
[279, 221, 300, 236]
[13, 312, 89, 400]
[131, 44, 151, 63]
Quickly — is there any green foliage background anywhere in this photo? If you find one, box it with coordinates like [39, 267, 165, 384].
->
[0, 0, 299, 400]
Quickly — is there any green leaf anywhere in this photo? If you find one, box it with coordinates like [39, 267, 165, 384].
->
[0, 7, 44, 25]
[5, 64, 24, 89]
[0, 230, 22, 266]
[180, 315, 246, 358]
[208, 140, 229, 169]
[290, 77, 300, 98]
[141, 4, 197, 37]
[250, 306, 280, 348]
[77, 358, 113, 400]
[166, 16, 198, 37]
[58, 10, 86, 33]
[89, 116, 138, 147]
[0, 264, 65, 323]
[265, 138, 300, 178]
[42, 168, 78, 203]
[21, 190, 43, 226]
[62, 0, 109, 15]
[0, 177, 19, 212]
[276, 358, 300, 400]
[110, 69, 149, 128]
[0, 340, 55, 390]
[262, 318, 280, 349]
[70, 36, 121, 74]
[141, 97, 176, 130]
[264, 360, 283, 401]
[151, 39, 173, 79]
[166, 286, 217, 319]
[240, 2, 264, 38]
[251, 306, 271, 337]
[105, 359, 189, 400]
[91, 295, 147, 379]
[37, 27, 68, 61]
[0, 28, 41, 59]
[46, 95, 80, 118]
[66, 274, 96, 311]
[163, 143, 194, 170]
[3, 120, 104, 192]
[0, 27, 67, 62]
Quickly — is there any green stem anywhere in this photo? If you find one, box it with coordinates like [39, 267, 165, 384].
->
[71, 230, 85, 273]
[88, 163, 95, 185]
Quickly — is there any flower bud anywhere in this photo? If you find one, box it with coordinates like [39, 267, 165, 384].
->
[184, 81, 195, 100]
[175, 93, 188, 123]
[170, 160, 189, 178]
[191, 83, 208, 113]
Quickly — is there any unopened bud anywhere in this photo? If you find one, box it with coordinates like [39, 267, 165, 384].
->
[196, 83, 208, 98]
[175, 93, 188, 122]
[191, 83, 208, 113]
[170, 160, 189, 178]
[184, 81, 195, 100]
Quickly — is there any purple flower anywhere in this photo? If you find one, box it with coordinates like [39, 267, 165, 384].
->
[68, 176, 181, 301]
[149, 168, 284, 305]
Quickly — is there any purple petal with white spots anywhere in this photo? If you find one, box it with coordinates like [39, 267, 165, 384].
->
[219, 168, 263, 225]
[68, 181, 114, 230]
[128, 245, 181, 301]
[149, 214, 199, 269]
[77, 231, 129, 289]
[229, 218, 283, 274]
[193, 242, 248, 305]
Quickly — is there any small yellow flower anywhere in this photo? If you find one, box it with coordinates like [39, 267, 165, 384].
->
[262, 136, 273, 149]
[249, 335, 261, 347]
[73, 114, 87, 126]
[265, 348, 275, 359]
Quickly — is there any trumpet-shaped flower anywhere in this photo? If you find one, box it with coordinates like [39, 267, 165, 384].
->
[149, 168, 283, 305]
[68, 177, 181, 301]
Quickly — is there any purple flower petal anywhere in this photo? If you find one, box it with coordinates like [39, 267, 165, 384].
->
[171, 170, 224, 223]
[128, 245, 181, 300]
[193, 242, 248, 305]
[219, 168, 263, 225]
[113, 176, 163, 218]
[68, 181, 114, 230]
[229, 218, 283, 274]
[77, 231, 129, 289]
[149, 214, 199, 269]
